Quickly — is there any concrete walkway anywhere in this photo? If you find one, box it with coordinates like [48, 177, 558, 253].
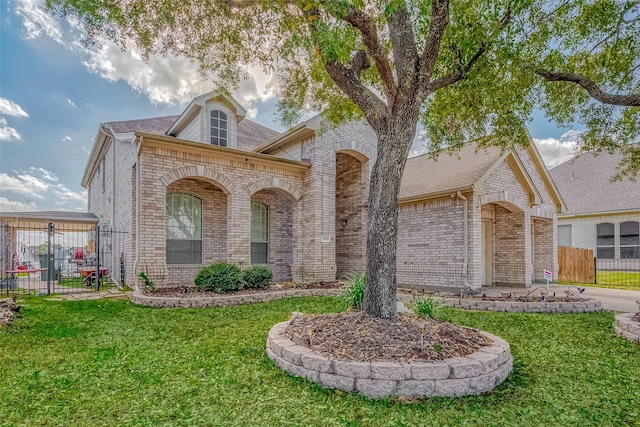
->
[45, 289, 131, 301]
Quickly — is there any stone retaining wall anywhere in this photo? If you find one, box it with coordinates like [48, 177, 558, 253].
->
[131, 288, 341, 308]
[615, 313, 640, 343]
[266, 321, 513, 399]
[441, 298, 601, 313]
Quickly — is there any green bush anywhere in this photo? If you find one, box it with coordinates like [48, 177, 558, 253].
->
[413, 296, 441, 319]
[242, 266, 273, 289]
[194, 262, 243, 293]
[342, 272, 365, 310]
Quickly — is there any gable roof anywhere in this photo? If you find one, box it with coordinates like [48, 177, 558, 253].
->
[399, 145, 504, 201]
[550, 150, 640, 216]
[107, 115, 179, 135]
[398, 142, 566, 213]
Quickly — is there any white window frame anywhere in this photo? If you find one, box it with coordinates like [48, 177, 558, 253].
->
[209, 109, 228, 147]
[166, 193, 203, 264]
[251, 201, 269, 264]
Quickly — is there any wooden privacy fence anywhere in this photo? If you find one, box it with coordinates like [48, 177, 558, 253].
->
[558, 246, 595, 284]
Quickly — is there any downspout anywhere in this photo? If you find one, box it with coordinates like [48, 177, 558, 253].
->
[456, 191, 479, 292]
[133, 135, 143, 290]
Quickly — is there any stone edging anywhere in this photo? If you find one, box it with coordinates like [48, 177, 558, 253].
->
[439, 298, 601, 313]
[130, 288, 341, 308]
[266, 320, 513, 399]
[614, 313, 640, 343]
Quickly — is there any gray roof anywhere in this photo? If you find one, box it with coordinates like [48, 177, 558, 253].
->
[549, 151, 640, 215]
[0, 211, 99, 230]
[106, 115, 280, 150]
[399, 145, 503, 200]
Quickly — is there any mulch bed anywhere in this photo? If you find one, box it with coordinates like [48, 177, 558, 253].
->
[284, 311, 491, 363]
[400, 289, 584, 303]
[632, 313, 640, 322]
[145, 281, 342, 297]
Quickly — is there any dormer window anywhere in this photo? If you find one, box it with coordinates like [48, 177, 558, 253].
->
[210, 110, 228, 147]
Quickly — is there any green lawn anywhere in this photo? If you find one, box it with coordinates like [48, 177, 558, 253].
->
[1, 297, 638, 427]
[595, 271, 640, 291]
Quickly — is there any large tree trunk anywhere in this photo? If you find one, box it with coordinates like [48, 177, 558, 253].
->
[363, 114, 419, 318]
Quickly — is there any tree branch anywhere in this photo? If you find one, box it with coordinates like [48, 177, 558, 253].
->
[535, 70, 640, 106]
[341, 8, 397, 102]
[350, 50, 370, 79]
[325, 59, 389, 129]
[418, 0, 450, 85]
[387, 5, 419, 93]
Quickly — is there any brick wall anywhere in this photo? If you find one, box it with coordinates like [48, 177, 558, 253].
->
[335, 152, 366, 277]
[252, 189, 294, 281]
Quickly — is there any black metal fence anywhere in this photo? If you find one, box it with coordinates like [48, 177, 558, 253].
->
[595, 258, 640, 288]
[0, 221, 128, 297]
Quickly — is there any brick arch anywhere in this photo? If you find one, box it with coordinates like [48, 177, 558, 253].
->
[245, 177, 302, 202]
[159, 165, 237, 194]
[479, 191, 527, 213]
[334, 141, 372, 163]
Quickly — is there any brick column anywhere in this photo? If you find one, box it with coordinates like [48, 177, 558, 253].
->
[523, 212, 533, 287]
[226, 190, 251, 266]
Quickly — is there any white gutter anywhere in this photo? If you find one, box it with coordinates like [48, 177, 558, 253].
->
[456, 191, 480, 292]
[133, 135, 143, 290]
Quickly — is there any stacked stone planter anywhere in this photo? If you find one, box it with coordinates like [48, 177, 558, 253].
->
[614, 313, 640, 343]
[131, 288, 340, 308]
[266, 321, 513, 399]
[441, 298, 601, 313]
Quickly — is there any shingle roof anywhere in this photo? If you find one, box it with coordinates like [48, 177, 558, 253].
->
[399, 144, 503, 200]
[549, 151, 640, 215]
[106, 115, 280, 149]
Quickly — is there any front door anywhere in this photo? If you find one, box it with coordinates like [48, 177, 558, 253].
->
[481, 220, 493, 286]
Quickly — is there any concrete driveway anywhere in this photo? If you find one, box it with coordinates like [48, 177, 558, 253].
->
[547, 284, 639, 313]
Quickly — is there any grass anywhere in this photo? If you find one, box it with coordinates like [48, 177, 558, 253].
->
[562, 270, 640, 291]
[1, 297, 639, 426]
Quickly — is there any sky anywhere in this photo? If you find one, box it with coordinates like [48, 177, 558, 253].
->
[0, 0, 581, 214]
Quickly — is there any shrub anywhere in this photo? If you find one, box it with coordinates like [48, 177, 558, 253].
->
[194, 262, 243, 293]
[342, 272, 365, 310]
[138, 272, 156, 293]
[413, 296, 441, 319]
[242, 266, 273, 289]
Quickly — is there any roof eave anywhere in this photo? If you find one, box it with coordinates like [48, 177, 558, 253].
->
[81, 124, 112, 188]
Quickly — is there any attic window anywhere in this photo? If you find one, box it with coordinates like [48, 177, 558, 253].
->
[210, 110, 228, 147]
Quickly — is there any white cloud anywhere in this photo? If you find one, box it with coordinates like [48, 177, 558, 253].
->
[61, 135, 72, 142]
[0, 172, 49, 199]
[0, 197, 37, 213]
[67, 98, 77, 108]
[14, 1, 278, 109]
[0, 97, 29, 117]
[30, 167, 59, 182]
[533, 130, 581, 169]
[0, 121, 22, 141]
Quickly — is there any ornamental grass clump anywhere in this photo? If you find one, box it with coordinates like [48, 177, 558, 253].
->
[194, 262, 243, 293]
[342, 273, 365, 310]
[242, 266, 273, 289]
[413, 296, 441, 319]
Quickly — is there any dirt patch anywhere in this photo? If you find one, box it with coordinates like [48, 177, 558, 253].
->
[284, 311, 491, 363]
[145, 281, 342, 298]
[0, 298, 21, 327]
[632, 313, 640, 322]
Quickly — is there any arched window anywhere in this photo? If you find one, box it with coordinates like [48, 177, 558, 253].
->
[210, 110, 228, 147]
[166, 193, 202, 264]
[251, 201, 269, 264]
[596, 223, 614, 259]
[620, 221, 640, 259]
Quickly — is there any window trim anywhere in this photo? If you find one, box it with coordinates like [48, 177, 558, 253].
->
[166, 193, 203, 265]
[250, 201, 269, 264]
[620, 221, 640, 259]
[209, 109, 228, 147]
[596, 222, 615, 259]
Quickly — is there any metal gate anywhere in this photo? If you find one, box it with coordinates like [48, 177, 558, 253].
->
[1, 220, 128, 297]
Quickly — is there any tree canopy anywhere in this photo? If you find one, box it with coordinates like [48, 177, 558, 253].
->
[47, 0, 639, 168]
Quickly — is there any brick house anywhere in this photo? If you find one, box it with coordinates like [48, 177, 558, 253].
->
[550, 151, 640, 268]
[82, 89, 565, 290]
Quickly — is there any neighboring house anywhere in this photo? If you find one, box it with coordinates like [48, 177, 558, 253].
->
[76, 89, 564, 290]
[550, 151, 640, 267]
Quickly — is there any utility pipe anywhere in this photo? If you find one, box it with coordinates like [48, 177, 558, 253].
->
[456, 191, 480, 292]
